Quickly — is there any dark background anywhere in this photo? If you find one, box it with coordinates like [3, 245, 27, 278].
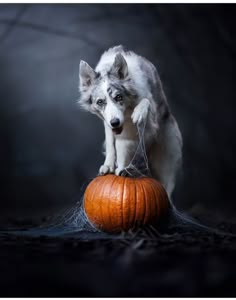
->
[0, 4, 235, 221]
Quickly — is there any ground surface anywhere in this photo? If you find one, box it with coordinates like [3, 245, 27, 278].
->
[0, 215, 236, 297]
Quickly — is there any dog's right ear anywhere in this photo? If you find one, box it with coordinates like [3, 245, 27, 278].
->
[79, 60, 96, 90]
[110, 53, 128, 80]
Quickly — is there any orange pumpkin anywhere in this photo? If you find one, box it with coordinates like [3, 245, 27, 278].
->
[84, 174, 169, 233]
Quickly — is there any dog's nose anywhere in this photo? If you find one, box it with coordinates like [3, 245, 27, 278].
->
[110, 118, 120, 128]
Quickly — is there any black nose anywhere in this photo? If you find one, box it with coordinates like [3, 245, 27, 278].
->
[110, 118, 120, 128]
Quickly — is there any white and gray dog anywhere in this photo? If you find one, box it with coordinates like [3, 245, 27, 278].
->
[78, 45, 182, 200]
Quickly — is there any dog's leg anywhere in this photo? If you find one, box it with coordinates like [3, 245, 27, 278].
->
[150, 120, 182, 200]
[131, 97, 159, 143]
[99, 122, 116, 175]
[115, 139, 137, 176]
[131, 98, 150, 125]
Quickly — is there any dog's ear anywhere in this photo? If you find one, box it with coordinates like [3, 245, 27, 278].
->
[79, 60, 96, 89]
[110, 53, 128, 80]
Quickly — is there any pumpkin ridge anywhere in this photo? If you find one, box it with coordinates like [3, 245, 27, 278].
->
[142, 179, 149, 224]
[138, 179, 146, 226]
[132, 179, 137, 229]
[125, 177, 134, 230]
[121, 176, 126, 230]
[85, 176, 103, 227]
[87, 179, 98, 219]
[145, 179, 152, 223]
[99, 175, 111, 229]
[123, 177, 129, 230]
[134, 179, 142, 226]
[107, 175, 118, 231]
[84, 177, 100, 206]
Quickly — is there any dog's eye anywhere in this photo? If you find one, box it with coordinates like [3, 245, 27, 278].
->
[114, 94, 123, 102]
[96, 99, 104, 106]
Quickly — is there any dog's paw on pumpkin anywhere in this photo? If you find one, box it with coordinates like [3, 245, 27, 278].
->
[99, 165, 114, 175]
[117, 168, 138, 177]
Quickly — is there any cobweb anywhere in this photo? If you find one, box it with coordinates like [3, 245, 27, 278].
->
[120, 118, 151, 178]
[11, 178, 112, 238]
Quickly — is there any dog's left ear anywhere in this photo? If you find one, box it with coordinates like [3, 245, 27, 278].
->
[79, 60, 96, 90]
[110, 53, 128, 80]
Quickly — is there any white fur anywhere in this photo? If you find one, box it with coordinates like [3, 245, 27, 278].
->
[104, 98, 125, 128]
[79, 46, 183, 200]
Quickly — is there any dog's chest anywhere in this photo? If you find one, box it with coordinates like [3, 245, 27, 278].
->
[115, 118, 138, 141]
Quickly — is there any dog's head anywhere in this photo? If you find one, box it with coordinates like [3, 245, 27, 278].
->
[78, 53, 137, 134]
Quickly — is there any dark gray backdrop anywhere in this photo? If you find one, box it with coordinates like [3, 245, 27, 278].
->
[0, 4, 235, 220]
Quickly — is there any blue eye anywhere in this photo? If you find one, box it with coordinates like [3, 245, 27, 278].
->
[115, 94, 123, 102]
[96, 99, 104, 106]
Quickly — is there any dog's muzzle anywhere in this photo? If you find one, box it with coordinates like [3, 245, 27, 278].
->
[110, 118, 123, 134]
[112, 127, 123, 135]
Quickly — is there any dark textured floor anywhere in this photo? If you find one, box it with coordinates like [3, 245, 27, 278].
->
[0, 214, 236, 297]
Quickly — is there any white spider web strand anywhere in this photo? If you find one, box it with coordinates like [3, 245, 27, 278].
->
[124, 119, 151, 178]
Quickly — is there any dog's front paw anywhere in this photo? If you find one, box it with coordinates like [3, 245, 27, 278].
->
[115, 167, 124, 176]
[131, 99, 149, 125]
[115, 167, 131, 177]
[116, 167, 141, 177]
[99, 165, 114, 175]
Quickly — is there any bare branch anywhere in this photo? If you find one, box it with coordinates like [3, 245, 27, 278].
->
[0, 18, 102, 50]
[0, 5, 28, 43]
